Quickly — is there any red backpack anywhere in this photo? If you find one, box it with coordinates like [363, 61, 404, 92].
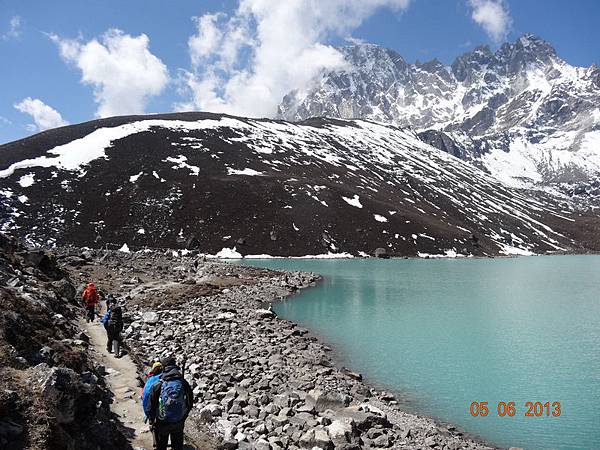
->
[83, 284, 98, 306]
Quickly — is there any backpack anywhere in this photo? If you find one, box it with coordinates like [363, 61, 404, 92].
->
[157, 379, 188, 423]
[107, 307, 124, 333]
[109, 307, 123, 323]
[83, 286, 98, 305]
[101, 309, 111, 328]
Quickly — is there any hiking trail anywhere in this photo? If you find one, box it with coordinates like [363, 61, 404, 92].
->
[82, 316, 155, 450]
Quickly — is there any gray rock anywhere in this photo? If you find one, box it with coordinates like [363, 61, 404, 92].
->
[207, 403, 223, 416]
[254, 438, 271, 450]
[298, 427, 332, 449]
[373, 433, 390, 447]
[143, 312, 159, 324]
[327, 417, 354, 445]
[218, 419, 238, 441]
[424, 436, 437, 447]
[254, 423, 267, 435]
[220, 439, 239, 450]
[199, 407, 214, 423]
[255, 308, 275, 318]
[51, 278, 76, 301]
[272, 394, 289, 408]
[27, 364, 94, 424]
[306, 389, 350, 412]
[334, 405, 391, 431]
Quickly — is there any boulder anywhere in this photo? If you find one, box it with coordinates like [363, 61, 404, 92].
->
[20, 250, 63, 279]
[143, 312, 159, 324]
[206, 404, 223, 416]
[424, 436, 436, 447]
[27, 364, 95, 424]
[254, 438, 271, 450]
[341, 367, 363, 381]
[217, 419, 238, 441]
[334, 405, 391, 431]
[306, 389, 350, 412]
[51, 278, 76, 301]
[299, 427, 332, 449]
[219, 439, 239, 450]
[255, 308, 275, 319]
[327, 417, 354, 446]
[373, 433, 390, 447]
[217, 312, 235, 320]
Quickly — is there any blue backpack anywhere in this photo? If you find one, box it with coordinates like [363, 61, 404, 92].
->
[157, 379, 187, 422]
[101, 309, 111, 328]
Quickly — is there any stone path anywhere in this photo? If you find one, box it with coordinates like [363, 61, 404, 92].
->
[82, 316, 155, 450]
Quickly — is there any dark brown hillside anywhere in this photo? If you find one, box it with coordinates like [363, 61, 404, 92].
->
[1, 113, 599, 256]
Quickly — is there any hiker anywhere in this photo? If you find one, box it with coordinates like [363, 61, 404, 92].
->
[106, 293, 115, 310]
[82, 283, 99, 322]
[144, 356, 193, 450]
[141, 361, 163, 409]
[146, 361, 163, 379]
[102, 304, 124, 357]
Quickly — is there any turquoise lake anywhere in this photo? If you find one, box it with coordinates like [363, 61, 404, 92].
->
[239, 256, 600, 450]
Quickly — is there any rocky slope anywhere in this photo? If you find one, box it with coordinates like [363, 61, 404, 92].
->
[0, 234, 129, 449]
[1, 113, 599, 256]
[64, 247, 497, 450]
[278, 34, 600, 189]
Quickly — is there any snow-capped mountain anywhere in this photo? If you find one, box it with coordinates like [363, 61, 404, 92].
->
[278, 34, 600, 188]
[1, 113, 598, 256]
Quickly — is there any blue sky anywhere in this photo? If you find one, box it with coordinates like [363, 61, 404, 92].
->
[1, 0, 598, 144]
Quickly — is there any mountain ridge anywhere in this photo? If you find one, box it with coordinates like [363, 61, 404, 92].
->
[278, 34, 600, 189]
[1, 113, 599, 256]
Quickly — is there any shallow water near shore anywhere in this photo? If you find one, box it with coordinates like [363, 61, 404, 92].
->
[238, 256, 600, 450]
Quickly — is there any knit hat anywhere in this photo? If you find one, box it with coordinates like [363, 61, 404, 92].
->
[160, 355, 176, 368]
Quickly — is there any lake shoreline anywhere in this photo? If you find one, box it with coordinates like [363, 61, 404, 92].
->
[64, 248, 500, 449]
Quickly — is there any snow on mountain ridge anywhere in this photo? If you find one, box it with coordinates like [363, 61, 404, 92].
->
[1, 113, 597, 255]
[278, 34, 600, 188]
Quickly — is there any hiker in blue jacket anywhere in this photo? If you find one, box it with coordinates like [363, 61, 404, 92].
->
[145, 355, 193, 450]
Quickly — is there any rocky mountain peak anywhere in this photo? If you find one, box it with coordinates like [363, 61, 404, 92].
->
[451, 45, 494, 82]
[494, 33, 559, 74]
[341, 43, 408, 72]
[415, 58, 446, 73]
[277, 34, 600, 189]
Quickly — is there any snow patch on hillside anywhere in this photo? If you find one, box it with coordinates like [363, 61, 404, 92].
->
[0, 118, 245, 178]
[342, 194, 362, 208]
[18, 173, 35, 187]
[227, 168, 264, 176]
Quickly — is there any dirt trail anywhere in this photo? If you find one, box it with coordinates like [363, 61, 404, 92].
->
[82, 317, 155, 450]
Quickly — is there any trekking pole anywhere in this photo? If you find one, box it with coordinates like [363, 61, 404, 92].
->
[181, 357, 187, 377]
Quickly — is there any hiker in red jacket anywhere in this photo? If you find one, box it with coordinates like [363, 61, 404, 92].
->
[82, 283, 100, 322]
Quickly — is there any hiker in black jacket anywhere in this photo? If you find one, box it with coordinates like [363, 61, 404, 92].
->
[103, 305, 124, 357]
[146, 355, 194, 450]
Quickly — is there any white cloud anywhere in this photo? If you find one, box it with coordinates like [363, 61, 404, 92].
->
[50, 29, 169, 118]
[2, 15, 21, 40]
[177, 0, 411, 117]
[0, 116, 12, 126]
[14, 97, 69, 132]
[468, 0, 512, 43]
